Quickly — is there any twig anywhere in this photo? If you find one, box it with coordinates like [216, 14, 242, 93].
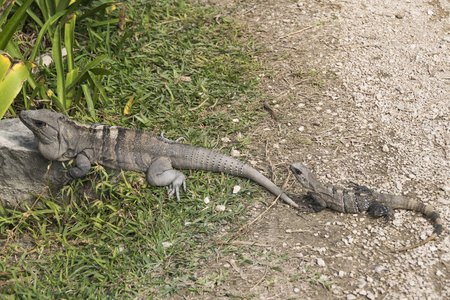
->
[263, 102, 279, 121]
[250, 265, 268, 291]
[188, 96, 210, 111]
[224, 171, 291, 243]
[216, 240, 270, 247]
[277, 25, 315, 40]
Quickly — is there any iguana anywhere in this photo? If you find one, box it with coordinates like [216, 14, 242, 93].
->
[19, 109, 298, 207]
[290, 163, 443, 252]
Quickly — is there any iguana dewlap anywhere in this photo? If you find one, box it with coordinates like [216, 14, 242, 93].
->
[290, 163, 443, 252]
[19, 109, 297, 207]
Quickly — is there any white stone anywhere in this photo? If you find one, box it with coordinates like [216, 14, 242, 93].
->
[215, 205, 226, 212]
[317, 258, 326, 266]
[232, 185, 241, 194]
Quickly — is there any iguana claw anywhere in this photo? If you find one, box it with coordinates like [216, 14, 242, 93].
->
[167, 178, 187, 202]
[160, 132, 186, 144]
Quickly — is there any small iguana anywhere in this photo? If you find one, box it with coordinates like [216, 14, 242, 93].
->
[290, 163, 443, 252]
[19, 109, 298, 207]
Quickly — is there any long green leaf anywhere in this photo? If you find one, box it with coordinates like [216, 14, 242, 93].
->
[66, 54, 108, 92]
[0, 0, 14, 28]
[33, 0, 50, 22]
[13, 0, 44, 27]
[56, 0, 72, 12]
[30, 0, 85, 62]
[52, 23, 67, 110]
[64, 14, 76, 71]
[45, 0, 56, 20]
[0, 0, 34, 50]
[29, 9, 68, 62]
[65, 67, 79, 100]
[88, 70, 109, 105]
[81, 84, 96, 119]
[77, 2, 119, 23]
[5, 39, 24, 60]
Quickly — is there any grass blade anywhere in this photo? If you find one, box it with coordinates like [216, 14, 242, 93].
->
[82, 84, 96, 119]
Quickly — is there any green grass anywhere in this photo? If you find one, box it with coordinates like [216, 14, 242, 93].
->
[0, 0, 273, 298]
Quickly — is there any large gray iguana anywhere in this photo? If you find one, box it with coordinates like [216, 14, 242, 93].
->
[19, 109, 297, 207]
[290, 163, 443, 252]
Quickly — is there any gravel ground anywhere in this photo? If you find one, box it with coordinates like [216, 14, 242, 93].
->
[188, 0, 450, 299]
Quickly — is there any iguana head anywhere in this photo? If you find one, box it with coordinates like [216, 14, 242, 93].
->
[290, 163, 320, 191]
[19, 109, 72, 161]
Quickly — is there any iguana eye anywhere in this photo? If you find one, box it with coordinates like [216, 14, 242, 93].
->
[294, 168, 302, 175]
[34, 120, 47, 127]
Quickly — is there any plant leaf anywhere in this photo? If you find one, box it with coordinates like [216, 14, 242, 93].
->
[0, 53, 32, 118]
[123, 93, 135, 115]
[52, 23, 67, 111]
[0, 0, 34, 50]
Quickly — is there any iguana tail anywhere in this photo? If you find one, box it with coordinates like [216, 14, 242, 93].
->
[169, 144, 298, 208]
[378, 194, 443, 252]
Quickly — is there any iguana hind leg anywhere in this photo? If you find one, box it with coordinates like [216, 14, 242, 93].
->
[147, 157, 186, 201]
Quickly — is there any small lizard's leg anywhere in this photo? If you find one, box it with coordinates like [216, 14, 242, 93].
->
[67, 152, 91, 179]
[309, 193, 328, 212]
[367, 202, 394, 224]
[147, 157, 186, 201]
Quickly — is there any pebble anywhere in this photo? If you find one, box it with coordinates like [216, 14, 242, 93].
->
[374, 266, 388, 274]
[232, 185, 241, 194]
[215, 205, 226, 212]
[441, 185, 450, 193]
[162, 242, 172, 248]
[358, 279, 367, 288]
[367, 291, 376, 300]
[317, 258, 326, 266]
[231, 149, 241, 157]
[395, 12, 405, 19]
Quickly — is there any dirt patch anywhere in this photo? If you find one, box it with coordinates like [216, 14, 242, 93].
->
[182, 0, 450, 299]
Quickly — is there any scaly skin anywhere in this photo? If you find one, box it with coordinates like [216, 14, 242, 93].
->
[19, 109, 298, 207]
[290, 163, 443, 252]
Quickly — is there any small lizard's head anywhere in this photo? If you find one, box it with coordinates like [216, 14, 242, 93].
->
[19, 109, 70, 160]
[290, 163, 317, 190]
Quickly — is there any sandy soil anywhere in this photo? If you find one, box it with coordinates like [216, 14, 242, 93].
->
[186, 0, 450, 299]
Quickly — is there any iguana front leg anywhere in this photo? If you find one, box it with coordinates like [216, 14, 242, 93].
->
[147, 157, 186, 201]
[351, 183, 394, 222]
[66, 152, 91, 179]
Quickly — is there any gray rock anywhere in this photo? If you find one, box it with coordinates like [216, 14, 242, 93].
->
[0, 118, 66, 210]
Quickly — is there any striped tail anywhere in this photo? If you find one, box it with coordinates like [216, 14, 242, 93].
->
[380, 194, 443, 252]
[169, 144, 298, 208]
